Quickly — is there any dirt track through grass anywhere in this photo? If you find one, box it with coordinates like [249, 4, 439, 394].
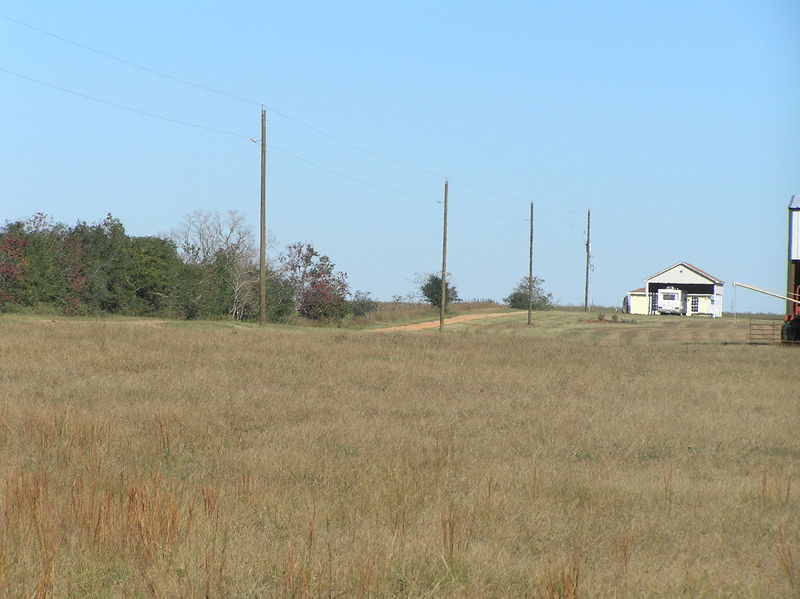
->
[368, 311, 515, 332]
[0, 312, 797, 597]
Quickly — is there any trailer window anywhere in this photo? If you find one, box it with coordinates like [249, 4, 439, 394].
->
[662, 293, 676, 301]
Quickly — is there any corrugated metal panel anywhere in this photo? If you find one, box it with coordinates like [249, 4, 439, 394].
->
[791, 210, 800, 261]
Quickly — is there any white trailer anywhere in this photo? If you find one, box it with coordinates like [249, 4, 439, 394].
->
[656, 287, 686, 315]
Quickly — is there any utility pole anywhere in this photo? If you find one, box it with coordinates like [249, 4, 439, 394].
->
[528, 202, 534, 326]
[439, 179, 449, 333]
[584, 209, 591, 312]
[259, 106, 267, 326]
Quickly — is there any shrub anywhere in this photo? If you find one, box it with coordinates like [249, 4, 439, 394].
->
[420, 274, 459, 310]
[504, 277, 554, 310]
[298, 278, 350, 322]
[349, 291, 379, 318]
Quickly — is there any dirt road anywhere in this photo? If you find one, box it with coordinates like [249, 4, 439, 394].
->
[367, 312, 516, 332]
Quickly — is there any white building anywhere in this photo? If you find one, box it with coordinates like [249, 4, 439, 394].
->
[625, 262, 724, 317]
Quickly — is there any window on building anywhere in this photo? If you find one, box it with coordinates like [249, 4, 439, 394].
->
[691, 297, 699, 312]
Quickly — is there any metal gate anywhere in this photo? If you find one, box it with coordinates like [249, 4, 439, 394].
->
[748, 320, 782, 344]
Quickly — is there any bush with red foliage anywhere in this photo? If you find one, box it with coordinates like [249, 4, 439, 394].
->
[0, 233, 27, 303]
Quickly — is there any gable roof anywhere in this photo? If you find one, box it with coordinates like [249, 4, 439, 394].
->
[790, 195, 800, 210]
[647, 262, 724, 285]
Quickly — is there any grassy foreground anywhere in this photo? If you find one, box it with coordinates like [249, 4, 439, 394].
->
[0, 312, 798, 597]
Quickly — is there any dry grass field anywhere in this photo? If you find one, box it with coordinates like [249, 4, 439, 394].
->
[0, 311, 798, 598]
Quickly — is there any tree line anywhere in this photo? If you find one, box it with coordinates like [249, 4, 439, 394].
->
[0, 211, 378, 321]
[0, 211, 553, 320]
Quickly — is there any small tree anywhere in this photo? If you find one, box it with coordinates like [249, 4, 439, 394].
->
[0, 227, 28, 306]
[170, 210, 258, 319]
[504, 277, 554, 310]
[349, 290, 379, 318]
[265, 272, 295, 322]
[420, 273, 459, 310]
[298, 276, 350, 321]
[279, 242, 350, 321]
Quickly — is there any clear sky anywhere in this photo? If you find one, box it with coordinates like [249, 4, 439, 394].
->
[2, 1, 798, 313]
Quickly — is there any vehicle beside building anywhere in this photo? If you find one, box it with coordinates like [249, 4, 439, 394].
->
[625, 262, 724, 317]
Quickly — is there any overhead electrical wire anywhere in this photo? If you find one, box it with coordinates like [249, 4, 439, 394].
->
[0, 11, 580, 215]
[0, 66, 445, 206]
[2, 12, 587, 224]
[0, 12, 445, 179]
[0, 13, 263, 107]
[0, 67, 251, 139]
[447, 203, 527, 222]
[267, 145, 438, 203]
[1, 65, 571, 225]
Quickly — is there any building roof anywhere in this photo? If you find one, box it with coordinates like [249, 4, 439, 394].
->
[629, 287, 646, 293]
[647, 262, 725, 285]
[790, 195, 800, 210]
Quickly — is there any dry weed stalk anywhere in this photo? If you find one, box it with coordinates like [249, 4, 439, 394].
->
[776, 526, 797, 589]
[126, 478, 181, 560]
[158, 420, 172, 460]
[441, 502, 461, 565]
[662, 466, 673, 510]
[617, 533, 633, 582]
[5, 468, 60, 599]
[282, 542, 310, 599]
[541, 553, 581, 599]
[758, 469, 793, 508]
[483, 472, 498, 513]
[0, 530, 8, 596]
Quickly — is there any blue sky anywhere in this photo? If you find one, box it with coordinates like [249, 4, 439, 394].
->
[2, 1, 798, 312]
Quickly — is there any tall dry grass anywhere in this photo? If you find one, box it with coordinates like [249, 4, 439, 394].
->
[0, 314, 798, 597]
[360, 301, 506, 325]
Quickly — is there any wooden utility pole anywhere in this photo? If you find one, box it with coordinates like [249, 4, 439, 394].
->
[259, 106, 267, 326]
[584, 209, 591, 312]
[439, 179, 449, 333]
[528, 202, 534, 325]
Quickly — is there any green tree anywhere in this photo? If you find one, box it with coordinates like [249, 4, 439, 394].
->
[70, 214, 136, 313]
[420, 273, 459, 310]
[170, 210, 258, 320]
[16, 215, 71, 308]
[128, 237, 183, 314]
[504, 277, 554, 310]
[265, 272, 295, 322]
[349, 291, 379, 318]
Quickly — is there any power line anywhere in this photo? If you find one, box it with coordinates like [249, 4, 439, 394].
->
[448, 203, 527, 222]
[0, 13, 263, 107]
[268, 145, 438, 203]
[0, 11, 574, 210]
[2, 65, 580, 225]
[0, 67, 251, 139]
[452, 179, 580, 215]
[0, 66, 442, 205]
[267, 107, 445, 178]
[0, 63, 580, 222]
[0, 12, 444, 179]
[2, 66, 570, 223]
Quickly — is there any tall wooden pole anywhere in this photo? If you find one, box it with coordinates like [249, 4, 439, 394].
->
[528, 202, 534, 325]
[259, 106, 267, 326]
[584, 209, 591, 312]
[439, 179, 449, 333]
